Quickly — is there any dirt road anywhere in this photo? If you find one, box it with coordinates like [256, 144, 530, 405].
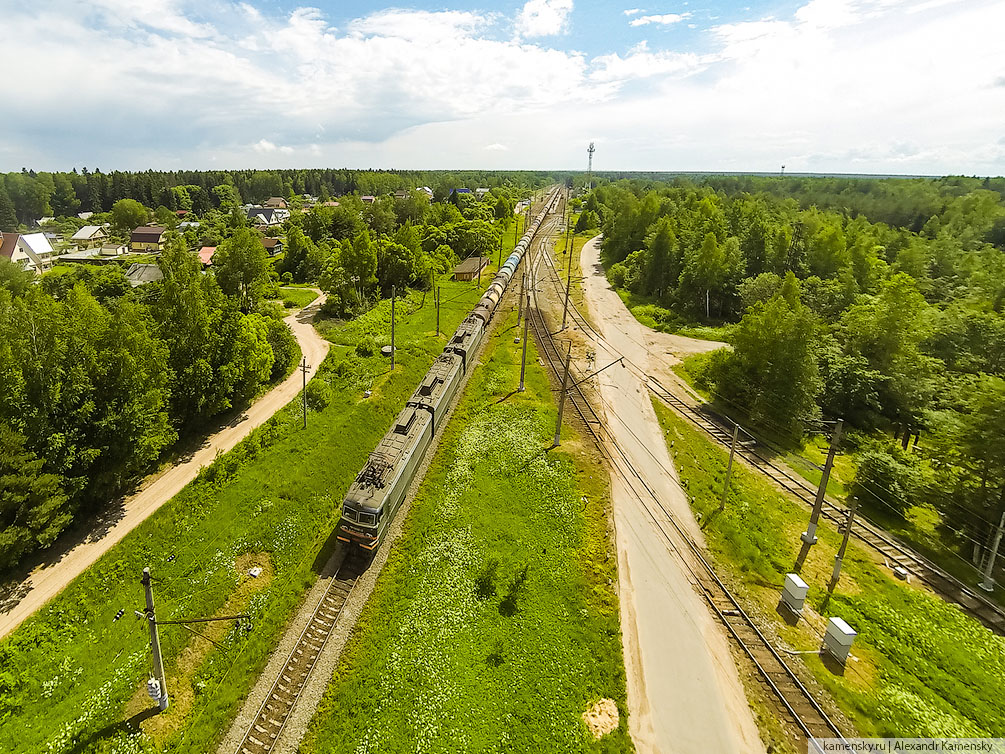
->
[579, 237, 763, 754]
[0, 295, 331, 640]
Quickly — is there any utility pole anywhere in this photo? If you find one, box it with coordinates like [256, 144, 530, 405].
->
[587, 141, 595, 191]
[560, 222, 574, 331]
[477, 253, 483, 285]
[553, 342, 572, 447]
[300, 358, 310, 429]
[141, 567, 169, 711]
[517, 271, 525, 326]
[828, 501, 858, 591]
[718, 423, 740, 514]
[390, 285, 396, 370]
[519, 291, 530, 392]
[801, 419, 843, 546]
[979, 509, 1005, 592]
[435, 286, 440, 337]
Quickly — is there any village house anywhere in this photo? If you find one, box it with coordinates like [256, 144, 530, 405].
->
[125, 263, 164, 287]
[197, 246, 216, 266]
[70, 225, 107, 248]
[0, 231, 55, 272]
[247, 207, 289, 226]
[452, 256, 489, 282]
[262, 237, 284, 256]
[130, 225, 167, 252]
[264, 197, 288, 209]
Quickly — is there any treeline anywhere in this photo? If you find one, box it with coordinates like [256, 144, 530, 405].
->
[0, 167, 559, 228]
[0, 237, 297, 571]
[593, 177, 1005, 554]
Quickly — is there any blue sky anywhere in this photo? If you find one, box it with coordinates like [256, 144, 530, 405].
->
[2, 0, 1003, 175]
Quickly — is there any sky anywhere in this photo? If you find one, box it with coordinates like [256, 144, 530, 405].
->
[2, 0, 1004, 175]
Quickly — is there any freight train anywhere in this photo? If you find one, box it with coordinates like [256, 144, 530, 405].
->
[335, 190, 561, 554]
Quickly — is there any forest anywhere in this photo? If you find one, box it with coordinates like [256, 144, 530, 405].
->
[0, 172, 529, 573]
[0, 167, 555, 230]
[591, 175, 1005, 571]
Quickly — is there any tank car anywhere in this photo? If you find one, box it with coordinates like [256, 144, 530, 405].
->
[335, 189, 561, 555]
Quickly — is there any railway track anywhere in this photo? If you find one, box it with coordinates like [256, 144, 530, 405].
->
[525, 213, 845, 747]
[646, 379, 1005, 636]
[535, 226, 1005, 637]
[235, 555, 364, 754]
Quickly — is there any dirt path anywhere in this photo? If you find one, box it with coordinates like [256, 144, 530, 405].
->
[579, 237, 763, 754]
[0, 295, 331, 640]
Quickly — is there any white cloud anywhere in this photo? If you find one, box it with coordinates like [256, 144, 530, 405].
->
[1, 0, 1003, 176]
[623, 8, 643, 15]
[515, 0, 574, 37]
[591, 41, 705, 82]
[629, 13, 691, 27]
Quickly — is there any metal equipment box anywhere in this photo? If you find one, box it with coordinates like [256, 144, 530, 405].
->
[782, 573, 809, 615]
[823, 616, 856, 663]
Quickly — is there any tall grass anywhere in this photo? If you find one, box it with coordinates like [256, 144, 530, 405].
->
[302, 309, 633, 754]
[0, 280, 485, 754]
[652, 399, 1005, 741]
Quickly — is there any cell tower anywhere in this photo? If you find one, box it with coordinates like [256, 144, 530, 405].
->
[587, 142, 596, 191]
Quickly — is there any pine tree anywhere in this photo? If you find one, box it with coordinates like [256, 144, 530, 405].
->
[0, 186, 17, 231]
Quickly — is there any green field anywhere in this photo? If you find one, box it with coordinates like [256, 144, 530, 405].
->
[302, 307, 632, 754]
[652, 400, 1005, 746]
[0, 280, 486, 754]
[276, 286, 320, 309]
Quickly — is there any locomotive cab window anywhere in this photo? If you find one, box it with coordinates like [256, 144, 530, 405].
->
[342, 507, 358, 522]
[358, 511, 377, 525]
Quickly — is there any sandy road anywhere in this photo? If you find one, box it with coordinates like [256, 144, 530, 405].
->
[0, 294, 331, 640]
[578, 237, 763, 754]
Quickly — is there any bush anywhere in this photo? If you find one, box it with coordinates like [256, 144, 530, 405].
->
[305, 379, 334, 411]
[281, 272, 293, 284]
[631, 304, 681, 332]
[608, 262, 627, 289]
[264, 317, 299, 379]
[356, 335, 377, 357]
[851, 442, 931, 514]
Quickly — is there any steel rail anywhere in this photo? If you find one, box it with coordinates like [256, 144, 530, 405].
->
[526, 215, 844, 744]
[533, 227, 1005, 636]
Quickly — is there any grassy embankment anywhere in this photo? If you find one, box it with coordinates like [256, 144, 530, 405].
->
[301, 306, 632, 754]
[550, 223, 598, 328]
[652, 400, 1005, 748]
[0, 275, 489, 754]
[672, 349, 1003, 606]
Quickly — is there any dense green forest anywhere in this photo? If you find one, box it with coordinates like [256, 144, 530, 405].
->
[0, 173, 530, 573]
[0, 167, 557, 230]
[592, 175, 1005, 568]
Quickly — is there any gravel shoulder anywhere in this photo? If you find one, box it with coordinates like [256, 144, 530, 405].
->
[579, 236, 764, 754]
